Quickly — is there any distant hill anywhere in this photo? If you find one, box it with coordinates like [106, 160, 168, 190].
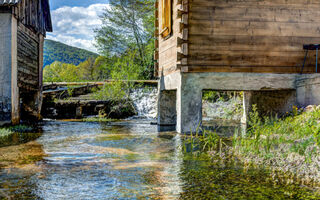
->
[43, 39, 99, 67]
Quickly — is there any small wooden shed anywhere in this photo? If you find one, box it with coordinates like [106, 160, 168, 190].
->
[155, 0, 320, 76]
[0, 0, 52, 125]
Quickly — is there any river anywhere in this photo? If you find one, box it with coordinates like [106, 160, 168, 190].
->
[0, 119, 320, 199]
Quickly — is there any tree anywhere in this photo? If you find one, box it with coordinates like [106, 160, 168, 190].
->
[43, 62, 81, 82]
[95, 0, 155, 79]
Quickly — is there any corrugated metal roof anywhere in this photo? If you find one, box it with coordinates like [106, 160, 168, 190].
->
[0, 0, 21, 6]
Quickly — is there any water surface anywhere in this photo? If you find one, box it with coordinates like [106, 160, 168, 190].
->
[0, 120, 319, 199]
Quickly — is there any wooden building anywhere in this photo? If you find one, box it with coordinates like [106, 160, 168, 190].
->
[155, 0, 320, 133]
[0, 0, 52, 125]
[155, 0, 320, 75]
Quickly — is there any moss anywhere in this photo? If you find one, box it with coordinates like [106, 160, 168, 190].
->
[83, 117, 117, 122]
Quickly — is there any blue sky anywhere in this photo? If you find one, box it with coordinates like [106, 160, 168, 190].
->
[47, 0, 110, 53]
[50, 0, 108, 10]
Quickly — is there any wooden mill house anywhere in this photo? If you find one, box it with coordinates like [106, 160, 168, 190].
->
[155, 0, 320, 133]
[0, 0, 52, 125]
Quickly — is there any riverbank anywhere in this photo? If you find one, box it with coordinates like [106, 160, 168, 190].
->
[231, 105, 320, 187]
[0, 125, 41, 147]
[185, 104, 320, 187]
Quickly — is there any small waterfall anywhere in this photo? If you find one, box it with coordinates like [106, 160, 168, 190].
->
[130, 87, 158, 118]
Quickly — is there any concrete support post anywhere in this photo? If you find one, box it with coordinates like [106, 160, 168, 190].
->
[241, 91, 253, 125]
[176, 86, 202, 133]
[157, 90, 177, 131]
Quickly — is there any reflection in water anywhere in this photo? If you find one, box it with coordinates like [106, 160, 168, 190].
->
[0, 120, 319, 199]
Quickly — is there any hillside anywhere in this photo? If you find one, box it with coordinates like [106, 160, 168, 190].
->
[43, 39, 99, 67]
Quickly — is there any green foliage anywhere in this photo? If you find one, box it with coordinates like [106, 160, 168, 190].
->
[44, 39, 98, 67]
[233, 106, 320, 159]
[95, 0, 155, 80]
[203, 91, 242, 103]
[43, 62, 81, 82]
[0, 125, 33, 137]
[182, 127, 226, 157]
[43, 57, 105, 82]
[0, 128, 13, 137]
[44, 0, 155, 85]
[93, 51, 143, 101]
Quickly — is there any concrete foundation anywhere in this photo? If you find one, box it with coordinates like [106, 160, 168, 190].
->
[158, 72, 320, 133]
[0, 13, 12, 125]
[157, 90, 177, 131]
[296, 74, 320, 107]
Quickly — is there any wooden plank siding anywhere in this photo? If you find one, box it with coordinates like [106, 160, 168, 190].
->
[158, 0, 185, 76]
[187, 0, 320, 73]
[156, 0, 320, 75]
[17, 22, 39, 92]
[12, 0, 52, 36]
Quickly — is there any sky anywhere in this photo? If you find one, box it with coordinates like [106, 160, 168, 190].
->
[47, 0, 110, 53]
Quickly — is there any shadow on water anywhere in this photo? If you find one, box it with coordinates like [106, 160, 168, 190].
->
[0, 119, 319, 199]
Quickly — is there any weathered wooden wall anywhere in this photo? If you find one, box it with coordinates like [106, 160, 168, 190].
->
[17, 22, 39, 92]
[187, 0, 320, 73]
[157, 0, 188, 76]
[156, 0, 320, 75]
[0, 13, 12, 123]
[12, 0, 52, 36]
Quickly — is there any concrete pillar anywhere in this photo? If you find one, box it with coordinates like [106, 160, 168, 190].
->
[0, 13, 15, 125]
[157, 90, 177, 131]
[176, 85, 202, 133]
[241, 91, 253, 125]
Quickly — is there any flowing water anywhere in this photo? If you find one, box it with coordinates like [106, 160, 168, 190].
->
[0, 89, 320, 199]
[0, 119, 320, 199]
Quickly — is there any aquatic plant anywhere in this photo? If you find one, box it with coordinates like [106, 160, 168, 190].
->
[0, 128, 13, 137]
[232, 105, 320, 186]
[0, 125, 34, 137]
[182, 127, 226, 158]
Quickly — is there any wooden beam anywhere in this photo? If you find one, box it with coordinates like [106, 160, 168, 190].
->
[177, 52, 187, 61]
[37, 34, 44, 119]
[177, 37, 187, 47]
[177, 9, 187, 18]
[179, 22, 188, 33]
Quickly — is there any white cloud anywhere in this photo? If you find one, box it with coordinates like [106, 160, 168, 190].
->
[47, 3, 110, 53]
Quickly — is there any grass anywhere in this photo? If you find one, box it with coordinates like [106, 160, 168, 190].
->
[233, 105, 320, 160]
[0, 125, 34, 137]
[184, 105, 320, 185]
[230, 105, 320, 186]
[0, 128, 13, 137]
[182, 125, 227, 158]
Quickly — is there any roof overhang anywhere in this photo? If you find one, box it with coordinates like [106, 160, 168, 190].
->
[0, 0, 21, 6]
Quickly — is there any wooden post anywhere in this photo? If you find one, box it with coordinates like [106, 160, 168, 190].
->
[37, 34, 44, 120]
[11, 15, 20, 125]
